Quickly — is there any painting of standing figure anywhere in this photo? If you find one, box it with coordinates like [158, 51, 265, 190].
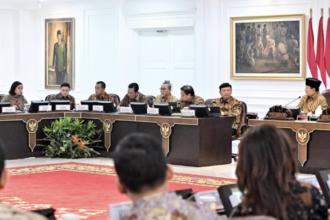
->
[45, 18, 75, 89]
[231, 15, 305, 80]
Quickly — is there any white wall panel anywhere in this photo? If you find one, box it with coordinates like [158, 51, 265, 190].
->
[83, 8, 116, 100]
[0, 10, 15, 93]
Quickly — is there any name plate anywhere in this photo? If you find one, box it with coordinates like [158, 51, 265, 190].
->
[108, 201, 133, 220]
[321, 115, 330, 120]
[93, 105, 104, 112]
[147, 108, 159, 115]
[2, 106, 16, 113]
[76, 105, 89, 111]
[181, 109, 195, 117]
[119, 107, 133, 114]
[39, 105, 51, 112]
[56, 105, 70, 111]
[268, 112, 287, 118]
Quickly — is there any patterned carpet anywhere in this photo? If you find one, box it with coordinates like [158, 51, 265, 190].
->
[1, 162, 236, 219]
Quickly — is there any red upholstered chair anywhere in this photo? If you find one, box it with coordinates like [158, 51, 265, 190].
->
[322, 89, 330, 105]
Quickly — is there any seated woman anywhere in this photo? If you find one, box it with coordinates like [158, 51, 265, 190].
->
[232, 124, 328, 220]
[1, 81, 28, 111]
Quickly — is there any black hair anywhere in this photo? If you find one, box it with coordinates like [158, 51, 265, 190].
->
[60, 82, 71, 89]
[9, 81, 23, 96]
[96, 81, 106, 89]
[162, 80, 172, 90]
[113, 133, 167, 193]
[128, 83, 139, 93]
[180, 85, 195, 96]
[0, 141, 6, 180]
[219, 83, 232, 91]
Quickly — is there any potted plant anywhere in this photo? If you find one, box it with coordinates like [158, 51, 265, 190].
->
[37, 117, 103, 158]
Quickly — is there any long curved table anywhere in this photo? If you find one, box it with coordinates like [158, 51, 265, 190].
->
[0, 112, 234, 167]
[249, 119, 330, 174]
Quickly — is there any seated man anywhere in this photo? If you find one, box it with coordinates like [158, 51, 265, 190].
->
[0, 142, 47, 219]
[177, 85, 204, 109]
[113, 133, 220, 220]
[119, 83, 147, 107]
[49, 82, 75, 110]
[297, 78, 328, 115]
[212, 83, 242, 136]
[155, 80, 178, 103]
[88, 81, 116, 102]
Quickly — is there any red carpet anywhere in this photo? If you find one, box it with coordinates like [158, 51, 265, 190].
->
[1, 162, 236, 219]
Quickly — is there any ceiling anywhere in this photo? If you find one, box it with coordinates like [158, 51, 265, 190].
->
[0, 0, 81, 10]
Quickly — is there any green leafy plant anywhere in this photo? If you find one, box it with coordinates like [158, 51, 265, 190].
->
[37, 117, 103, 158]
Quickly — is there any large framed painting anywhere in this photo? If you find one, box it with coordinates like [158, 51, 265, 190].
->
[45, 18, 75, 89]
[230, 14, 305, 80]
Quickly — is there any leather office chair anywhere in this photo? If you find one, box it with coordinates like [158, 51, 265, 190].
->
[147, 95, 156, 107]
[322, 89, 330, 105]
[45, 94, 55, 101]
[205, 98, 214, 106]
[232, 101, 248, 140]
[108, 93, 120, 106]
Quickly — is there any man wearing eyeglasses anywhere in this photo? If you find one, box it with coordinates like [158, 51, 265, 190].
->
[155, 80, 178, 103]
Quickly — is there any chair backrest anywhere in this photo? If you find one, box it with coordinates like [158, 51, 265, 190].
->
[109, 93, 120, 106]
[322, 89, 330, 106]
[45, 94, 54, 101]
[147, 95, 156, 107]
[240, 101, 247, 126]
[205, 98, 214, 106]
[0, 94, 6, 101]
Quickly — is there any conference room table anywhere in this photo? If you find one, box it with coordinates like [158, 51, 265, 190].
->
[249, 119, 330, 174]
[0, 112, 234, 167]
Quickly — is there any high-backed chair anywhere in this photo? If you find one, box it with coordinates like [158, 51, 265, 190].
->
[109, 93, 120, 106]
[45, 94, 55, 101]
[205, 98, 214, 106]
[232, 101, 248, 140]
[147, 95, 156, 107]
[322, 89, 330, 105]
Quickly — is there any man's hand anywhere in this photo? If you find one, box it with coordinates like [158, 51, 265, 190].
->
[64, 66, 66, 70]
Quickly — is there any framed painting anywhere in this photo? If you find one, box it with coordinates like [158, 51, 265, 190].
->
[45, 18, 75, 89]
[230, 14, 305, 80]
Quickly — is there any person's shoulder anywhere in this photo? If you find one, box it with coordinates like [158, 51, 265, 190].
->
[68, 94, 75, 100]
[301, 95, 308, 101]
[0, 203, 47, 220]
[230, 96, 241, 104]
[318, 93, 327, 101]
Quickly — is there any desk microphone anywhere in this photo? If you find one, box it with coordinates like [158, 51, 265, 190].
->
[284, 96, 301, 107]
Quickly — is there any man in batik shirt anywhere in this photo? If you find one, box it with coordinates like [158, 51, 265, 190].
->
[297, 78, 328, 115]
[212, 83, 242, 136]
[177, 85, 204, 109]
[88, 81, 116, 103]
[113, 134, 220, 220]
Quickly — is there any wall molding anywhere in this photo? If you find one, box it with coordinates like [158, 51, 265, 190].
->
[125, 10, 196, 30]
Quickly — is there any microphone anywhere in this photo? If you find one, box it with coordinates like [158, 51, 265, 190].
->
[284, 96, 301, 107]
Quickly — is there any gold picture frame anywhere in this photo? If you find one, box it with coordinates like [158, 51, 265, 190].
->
[45, 18, 75, 89]
[230, 14, 305, 80]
